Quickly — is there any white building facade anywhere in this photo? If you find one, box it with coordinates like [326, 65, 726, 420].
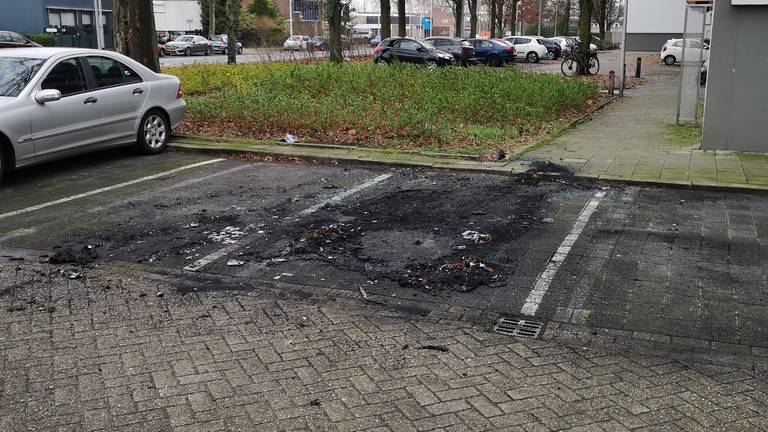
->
[626, 0, 687, 51]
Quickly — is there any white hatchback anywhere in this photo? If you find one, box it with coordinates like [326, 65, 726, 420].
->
[660, 39, 709, 66]
[502, 36, 549, 63]
[0, 48, 186, 181]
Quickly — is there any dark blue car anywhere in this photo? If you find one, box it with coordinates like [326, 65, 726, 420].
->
[468, 39, 516, 67]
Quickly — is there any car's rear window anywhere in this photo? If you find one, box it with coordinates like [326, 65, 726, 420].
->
[0, 57, 45, 97]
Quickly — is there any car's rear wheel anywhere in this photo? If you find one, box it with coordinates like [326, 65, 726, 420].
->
[205, 47, 211, 56]
[487, 54, 500, 67]
[546, 51, 555, 60]
[527, 52, 539, 63]
[664, 55, 676, 66]
[184, 48, 191, 57]
[137, 110, 170, 155]
[425, 60, 438, 70]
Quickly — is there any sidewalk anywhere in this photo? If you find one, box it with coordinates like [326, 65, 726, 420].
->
[527, 66, 768, 189]
[2, 259, 768, 432]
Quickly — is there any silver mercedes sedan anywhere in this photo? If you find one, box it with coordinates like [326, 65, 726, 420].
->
[0, 48, 186, 181]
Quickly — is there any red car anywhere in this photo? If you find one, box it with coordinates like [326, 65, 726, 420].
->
[0, 31, 42, 48]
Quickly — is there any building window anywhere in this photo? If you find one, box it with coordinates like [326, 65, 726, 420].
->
[366, 16, 378, 25]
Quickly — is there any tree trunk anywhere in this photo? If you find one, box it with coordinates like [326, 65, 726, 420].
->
[468, 0, 478, 38]
[209, 0, 216, 35]
[561, 0, 571, 35]
[490, 0, 497, 37]
[592, 0, 607, 39]
[453, 0, 463, 38]
[397, 0, 406, 37]
[509, 0, 518, 36]
[114, 0, 159, 72]
[495, 0, 505, 36]
[380, 0, 391, 38]
[328, 0, 343, 63]
[577, 0, 593, 72]
[226, 0, 237, 64]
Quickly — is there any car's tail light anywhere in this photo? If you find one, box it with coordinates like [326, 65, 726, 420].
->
[505, 47, 514, 53]
[176, 84, 184, 99]
[374, 45, 383, 53]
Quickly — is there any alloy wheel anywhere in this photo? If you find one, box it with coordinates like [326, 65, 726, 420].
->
[143, 115, 167, 149]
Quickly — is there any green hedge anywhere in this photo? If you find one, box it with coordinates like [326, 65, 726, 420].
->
[24, 33, 56, 47]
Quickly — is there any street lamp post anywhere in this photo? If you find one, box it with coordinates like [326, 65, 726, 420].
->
[537, 0, 543, 36]
[289, 0, 294, 36]
[619, 0, 629, 97]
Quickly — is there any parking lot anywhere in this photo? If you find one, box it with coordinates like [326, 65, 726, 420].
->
[2, 150, 768, 430]
[2, 150, 767, 360]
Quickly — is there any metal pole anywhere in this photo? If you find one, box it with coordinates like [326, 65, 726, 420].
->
[289, 0, 294, 36]
[676, 5, 690, 124]
[537, 0, 543, 36]
[696, 6, 705, 123]
[618, 0, 628, 97]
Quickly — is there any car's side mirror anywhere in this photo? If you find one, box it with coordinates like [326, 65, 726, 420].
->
[35, 89, 62, 104]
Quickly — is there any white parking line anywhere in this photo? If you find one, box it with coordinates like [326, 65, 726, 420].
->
[298, 174, 393, 216]
[184, 173, 394, 272]
[520, 190, 606, 317]
[0, 159, 225, 221]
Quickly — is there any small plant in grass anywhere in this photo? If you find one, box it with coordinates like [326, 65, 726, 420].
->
[166, 62, 598, 153]
[665, 123, 702, 146]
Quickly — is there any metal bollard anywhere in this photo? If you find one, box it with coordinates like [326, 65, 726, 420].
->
[635, 57, 642, 79]
[608, 71, 616, 96]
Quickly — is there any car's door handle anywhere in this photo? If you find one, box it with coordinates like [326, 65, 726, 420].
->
[84, 97, 98, 105]
[132, 88, 144, 95]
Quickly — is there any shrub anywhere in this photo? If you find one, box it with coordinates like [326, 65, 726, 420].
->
[24, 33, 56, 47]
[166, 62, 598, 151]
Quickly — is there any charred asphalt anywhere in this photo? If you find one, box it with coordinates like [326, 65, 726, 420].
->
[1, 148, 767, 366]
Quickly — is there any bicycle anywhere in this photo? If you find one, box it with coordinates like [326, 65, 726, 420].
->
[561, 46, 600, 77]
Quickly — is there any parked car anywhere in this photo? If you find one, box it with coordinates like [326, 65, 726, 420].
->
[468, 38, 515, 67]
[163, 35, 211, 56]
[529, 36, 562, 60]
[310, 36, 351, 51]
[209, 35, 243, 55]
[369, 36, 381, 47]
[351, 29, 374, 43]
[0, 31, 42, 49]
[502, 36, 548, 63]
[424, 37, 476, 66]
[0, 48, 186, 182]
[373, 37, 454, 67]
[660, 38, 709, 66]
[701, 58, 709, 85]
[550, 37, 572, 52]
[283, 35, 310, 51]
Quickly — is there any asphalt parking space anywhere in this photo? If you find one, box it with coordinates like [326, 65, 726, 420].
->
[2, 152, 768, 361]
[542, 187, 768, 352]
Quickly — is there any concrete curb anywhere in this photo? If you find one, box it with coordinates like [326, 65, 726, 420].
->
[169, 137, 768, 194]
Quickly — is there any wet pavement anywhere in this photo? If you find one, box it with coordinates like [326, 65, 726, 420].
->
[1, 150, 767, 365]
[2, 150, 768, 431]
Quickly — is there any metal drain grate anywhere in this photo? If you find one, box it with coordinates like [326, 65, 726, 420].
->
[493, 318, 544, 339]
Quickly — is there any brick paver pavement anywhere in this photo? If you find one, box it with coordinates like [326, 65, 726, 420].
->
[2, 259, 768, 431]
[528, 64, 768, 190]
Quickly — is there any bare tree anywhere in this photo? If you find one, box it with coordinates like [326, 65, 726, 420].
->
[380, 0, 392, 38]
[114, 0, 159, 72]
[397, 0, 406, 36]
[508, 0, 520, 36]
[592, 0, 617, 39]
[444, 0, 463, 37]
[468, 0, 478, 38]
